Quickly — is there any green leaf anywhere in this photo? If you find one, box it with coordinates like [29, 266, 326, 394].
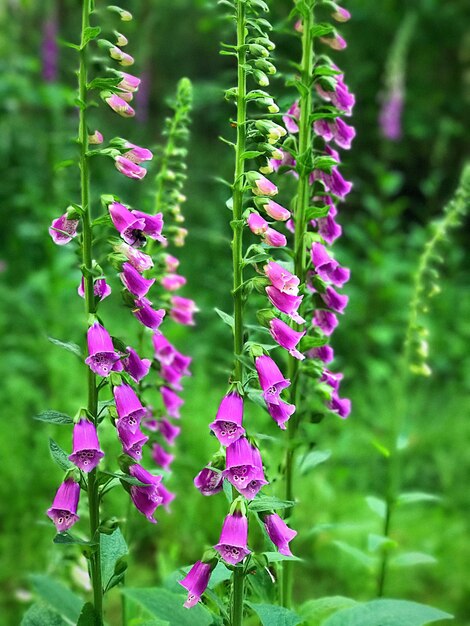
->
[207, 562, 232, 588]
[34, 410, 73, 425]
[81, 26, 101, 48]
[397, 492, 440, 506]
[305, 205, 331, 221]
[214, 307, 234, 329]
[49, 438, 74, 471]
[248, 602, 303, 626]
[390, 552, 437, 568]
[367, 533, 397, 553]
[88, 76, 122, 91]
[48, 337, 82, 359]
[262, 551, 302, 563]
[223, 478, 232, 503]
[29, 575, 83, 624]
[77, 603, 100, 626]
[248, 496, 294, 512]
[122, 588, 213, 626]
[365, 496, 387, 519]
[333, 541, 375, 569]
[299, 449, 331, 474]
[299, 596, 357, 626]
[323, 599, 453, 626]
[299, 335, 328, 351]
[101, 470, 150, 487]
[53, 532, 95, 547]
[242, 150, 265, 160]
[21, 603, 69, 626]
[101, 527, 128, 593]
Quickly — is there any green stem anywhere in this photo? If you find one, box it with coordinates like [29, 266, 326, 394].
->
[229, 2, 247, 623]
[377, 498, 392, 597]
[282, 1, 315, 609]
[79, 0, 103, 621]
[232, 567, 245, 626]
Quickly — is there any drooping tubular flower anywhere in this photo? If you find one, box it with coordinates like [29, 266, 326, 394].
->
[114, 384, 147, 433]
[129, 464, 163, 523]
[46, 479, 80, 532]
[194, 466, 224, 496]
[49, 213, 79, 245]
[255, 355, 291, 405]
[78, 277, 112, 301]
[69, 420, 104, 472]
[209, 392, 245, 446]
[269, 318, 306, 360]
[214, 511, 250, 565]
[263, 513, 297, 556]
[120, 261, 155, 297]
[179, 561, 213, 609]
[85, 322, 121, 377]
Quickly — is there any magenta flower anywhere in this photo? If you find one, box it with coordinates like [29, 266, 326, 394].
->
[118, 72, 141, 92]
[120, 262, 155, 297]
[209, 392, 245, 447]
[46, 479, 80, 532]
[105, 93, 135, 117]
[269, 318, 305, 360]
[85, 322, 121, 377]
[109, 202, 146, 246]
[114, 384, 147, 433]
[133, 297, 165, 331]
[331, 3, 351, 22]
[255, 355, 291, 405]
[266, 286, 305, 324]
[109, 46, 134, 66]
[49, 213, 79, 245]
[158, 482, 176, 511]
[317, 73, 355, 116]
[164, 254, 180, 272]
[321, 286, 349, 313]
[68, 419, 104, 472]
[282, 101, 300, 134]
[161, 364, 184, 391]
[123, 142, 153, 163]
[223, 437, 257, 490]
[267, 399, 295, 430]
[263, 227, 287, 247]
[237, 446, 268, 500]
[132, 211, 165, 243]
[261, 199, 291, 221]
[311, 242, 350, 287]
[170, 296, 198, 326]
[313, 165, 352, 201]
[161, 386, 184, 419]
[194, 466, 224, 496]
[129, 464, 163, 523]
[314, 118, 355, 150]
[179, 561, 212, 609]
[214, 512, 250, 565]
[122, 346, 151, 382]
[379, 86, 404, 141]
[88, 130, 104, 144]
[152, 443, 174, 471]
[114, 156, 147, 179]
[78, 277, 111, 301]
[116, 242, 154, 271]
[265, 261, 299, 295]
[328, 392, 351, 418]
[312, 310, 339, 336]
[153, 335, 182, 367]
[158, 418, 181, 446]
[117, 423, 148, 460]
[247, 212, 268, 235]
[316, 208, 343, 244]
[320, 369, 343, 392]
[320, 32, 347, 50]
[161, 273, 187, 291]
[307, 345, 334, 363]
[252, 174, 278, 197]
[264, 513, 297, 556]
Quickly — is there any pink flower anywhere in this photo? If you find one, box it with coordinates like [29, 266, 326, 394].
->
[170, 296, 198, 326]
[114, 156, 147, 179]
[105, 94, 135, 117]
[265, 261, 299, 295]
[252, 174, 278, 197]
[161, 273, 187, 291]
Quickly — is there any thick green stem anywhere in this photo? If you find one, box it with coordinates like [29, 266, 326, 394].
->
[282, 2, 315, 609]
[79, 0, 103, 621]
[229, 2, 247, 623]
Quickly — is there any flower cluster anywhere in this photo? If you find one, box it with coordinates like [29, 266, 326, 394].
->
[179, 0, 297, 610]
[270, 1, 354, 420]
[46, 6, 174, 534]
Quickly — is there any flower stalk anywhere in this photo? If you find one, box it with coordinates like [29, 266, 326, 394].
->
[79, 0, 103, 619]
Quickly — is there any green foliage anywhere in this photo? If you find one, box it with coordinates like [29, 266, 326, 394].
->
[248, 602, 303, 626]
[100, 527, 128, 593]
[322, 599, 453, 626]
[122, 588, 213, 625]
[28, 575, 83, 624]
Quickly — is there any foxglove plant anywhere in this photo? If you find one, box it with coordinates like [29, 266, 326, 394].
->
[41, 3, 180, 622]
[268, 0, 354, 606]
[180, 0, 299, 622]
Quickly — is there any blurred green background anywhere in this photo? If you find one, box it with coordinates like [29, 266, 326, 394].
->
[0, 0, 469, 624]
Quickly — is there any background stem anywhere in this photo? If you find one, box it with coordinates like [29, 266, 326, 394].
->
[282, 1, 315, 609]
